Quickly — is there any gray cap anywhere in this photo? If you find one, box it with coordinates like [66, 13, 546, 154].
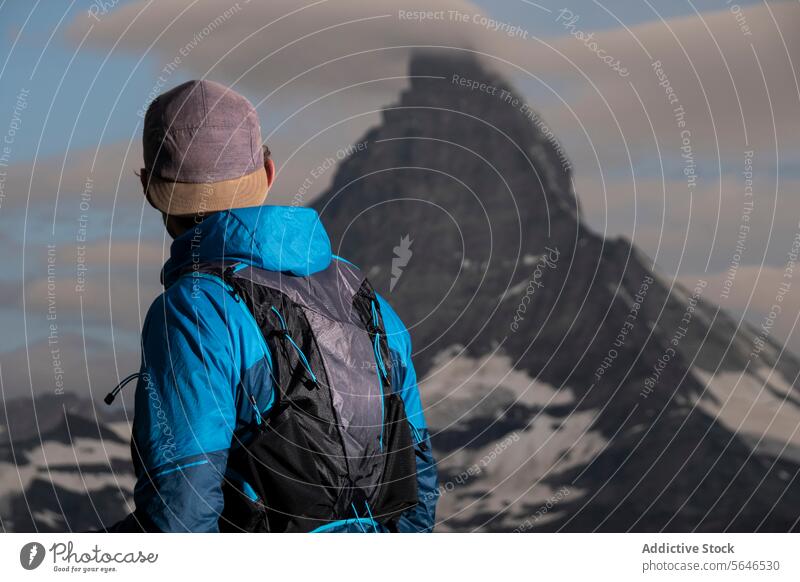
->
[142, 80, 267, 215]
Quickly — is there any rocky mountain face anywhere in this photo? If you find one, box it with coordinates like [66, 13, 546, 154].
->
[313, 51, 800, 531]
[0, 393, 133, 532]
[2, 52, 799, 532]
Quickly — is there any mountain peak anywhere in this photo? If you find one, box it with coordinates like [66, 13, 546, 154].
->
[407, 50, 500, 85]
[315, 53, 800, 532]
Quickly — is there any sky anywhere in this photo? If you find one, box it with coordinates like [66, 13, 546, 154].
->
[0, 0, 798, 399]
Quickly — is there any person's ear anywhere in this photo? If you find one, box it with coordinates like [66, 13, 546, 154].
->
[264, 157, 275, 190]
[139, 168, 149, 195]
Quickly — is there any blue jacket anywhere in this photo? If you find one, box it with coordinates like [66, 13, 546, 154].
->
[125, 205, 437, 532]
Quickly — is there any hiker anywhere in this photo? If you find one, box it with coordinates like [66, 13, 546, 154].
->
[108, 80, 437, 532]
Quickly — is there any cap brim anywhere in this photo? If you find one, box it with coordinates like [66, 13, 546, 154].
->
[145, 167, 268, 216]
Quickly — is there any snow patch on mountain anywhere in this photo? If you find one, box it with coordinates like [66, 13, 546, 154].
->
[695, 368, 800, 455]
[422, 348, 605, 531]
[0, 435, 133, 513]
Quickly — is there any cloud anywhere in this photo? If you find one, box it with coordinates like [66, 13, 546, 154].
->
[682, 263, 800, 356]
[0, 241, 164, 396]
[538, 2, 800, 329]
[0, 138, 147, 215]
[577, 173, 800, 276]
[23, 239, 165, 323]
[527, 3, 800, 180]
[0, 332, 135, 400]
[65, 2, 800, 199]
[67, 0, 485, 94]
[65, 0, 499, 205]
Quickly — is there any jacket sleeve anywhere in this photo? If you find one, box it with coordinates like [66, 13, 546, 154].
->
[125, 279, 240, 532]
[377, 295, 438, 532]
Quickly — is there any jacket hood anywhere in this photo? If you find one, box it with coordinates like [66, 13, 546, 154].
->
[162, 205, 332, 287]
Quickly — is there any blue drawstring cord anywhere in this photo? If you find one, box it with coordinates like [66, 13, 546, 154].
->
[270, 306, 318, 384]
[363, 501, 378, 532]
[350, 503, 368, 533]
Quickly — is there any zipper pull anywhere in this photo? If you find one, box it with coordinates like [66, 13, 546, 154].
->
[249, 394, 263, 426]
[222, 263, 242, 302]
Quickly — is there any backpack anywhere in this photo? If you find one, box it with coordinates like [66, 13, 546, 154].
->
[185, 259, 419, 532]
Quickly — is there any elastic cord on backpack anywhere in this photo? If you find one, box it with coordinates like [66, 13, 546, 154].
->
[104, 372, 143, 405]
[363, 501, 378, 533]
[270, 306, 318, 385]
[350, 503, 368, 533]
